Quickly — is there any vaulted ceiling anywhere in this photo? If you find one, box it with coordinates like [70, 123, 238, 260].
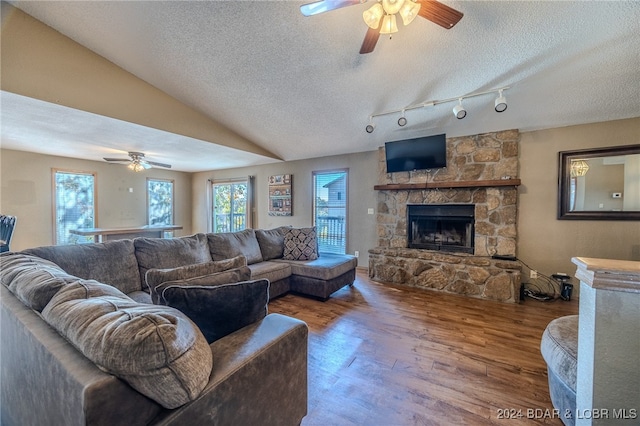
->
[2, 1, 640, 172]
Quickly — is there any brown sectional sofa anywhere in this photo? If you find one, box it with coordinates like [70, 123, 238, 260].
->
[1, 227, 357, 426]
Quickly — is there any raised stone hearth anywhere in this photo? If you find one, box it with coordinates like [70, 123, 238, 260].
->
[369, 248, 521, 303]
[369, 130, 522, 303]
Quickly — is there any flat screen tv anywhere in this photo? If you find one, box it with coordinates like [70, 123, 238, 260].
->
[385, 134, 447, 173]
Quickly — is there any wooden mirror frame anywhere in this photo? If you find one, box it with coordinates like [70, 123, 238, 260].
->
[558, 145, 640, 220]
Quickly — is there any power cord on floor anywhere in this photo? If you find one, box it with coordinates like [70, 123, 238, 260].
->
[512, 257, 562, 302]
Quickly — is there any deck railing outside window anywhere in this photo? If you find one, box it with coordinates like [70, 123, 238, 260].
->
[316, 215, 345, 254]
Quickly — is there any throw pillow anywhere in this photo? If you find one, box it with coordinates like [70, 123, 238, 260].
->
[145, 255, 247, 302]
[283, 227, 319, 261]
[41, 280, 212, 409]
[156, 279, 270, 343]
[255, 227, 291, 260]
[134, 234, 212, 290]
[150, 266, 252, 304]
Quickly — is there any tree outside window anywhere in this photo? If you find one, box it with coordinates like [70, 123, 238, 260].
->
[148, 179, 174, 236]
[53, 169, 96, 245]
[212, 182, 247, 233]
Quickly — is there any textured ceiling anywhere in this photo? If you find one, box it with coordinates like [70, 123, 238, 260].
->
[3, 1, 640, 172]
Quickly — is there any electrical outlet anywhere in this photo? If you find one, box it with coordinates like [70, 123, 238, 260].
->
[530, 270, 538, 279]
[354, 251, 360, 258]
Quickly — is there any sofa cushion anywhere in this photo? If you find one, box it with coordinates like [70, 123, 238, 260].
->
[155, 279, 269, 344]
[207, 229, 263, 265]
[23, 239, 141, 295]
[134, 234, 212, 290]
[541, 315, 578, 392]
[151, 266, 252, 304]
[283, 227, 319, 261]
[41, 280, 213, 409]
[255, 227, 290, 261]
[248, 261, 291, 283]
[0, 253, 79, 312]
[145, 255, 247, 302]
[275, 252, 357, 281]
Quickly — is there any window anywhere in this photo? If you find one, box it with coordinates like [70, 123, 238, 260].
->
[211, 179, 251, 233]
[147, 178, 174, 225]
[313, 169, 348, 254]
[53, 169, 96, 245]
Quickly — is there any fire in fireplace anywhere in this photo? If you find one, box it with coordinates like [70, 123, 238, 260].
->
[407, 204, 475, 254]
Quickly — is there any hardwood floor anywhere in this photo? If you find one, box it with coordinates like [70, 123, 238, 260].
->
[268, 270, 579, 426]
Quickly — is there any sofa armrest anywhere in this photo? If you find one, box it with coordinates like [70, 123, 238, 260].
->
[152, 313, 308, 426]
[1, 286, 161, 426]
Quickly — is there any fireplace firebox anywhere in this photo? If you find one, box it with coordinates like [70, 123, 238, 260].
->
[407, 204, 475, 254]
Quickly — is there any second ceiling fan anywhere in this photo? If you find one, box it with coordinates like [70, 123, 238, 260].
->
[300, 0, 463, 54]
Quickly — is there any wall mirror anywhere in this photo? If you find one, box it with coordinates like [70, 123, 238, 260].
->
[558, 145, 640, 220]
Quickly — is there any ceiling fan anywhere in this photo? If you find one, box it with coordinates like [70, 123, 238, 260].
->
[103, 152, 172, 172]
[300, 0, 463, 54]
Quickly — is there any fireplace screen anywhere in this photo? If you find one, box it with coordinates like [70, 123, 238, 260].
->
[407, 204, 475, 254]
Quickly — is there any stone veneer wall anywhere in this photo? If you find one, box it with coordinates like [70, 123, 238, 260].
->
[368, 248, 521, 303]
[369, 129, 522, 303]
[375, 129, 520, 256]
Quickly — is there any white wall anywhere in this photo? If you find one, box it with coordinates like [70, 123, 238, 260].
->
[192, 151, 379, 267]
[0, 149, 193, 251]
[518, 117, 640, 282]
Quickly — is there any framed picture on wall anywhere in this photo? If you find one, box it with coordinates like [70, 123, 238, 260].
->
[268, 174, 292, 216]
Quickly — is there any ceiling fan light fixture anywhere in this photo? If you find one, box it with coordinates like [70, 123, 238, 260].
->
[399, 0, 421, 26]
[382, 0, 405, 15]
[453, 98, 467, 119]
[379, 13, 399, 34]
[128, 162, 146, 173]
[495, 89, 507, 112]
[363, 3, 384, 29]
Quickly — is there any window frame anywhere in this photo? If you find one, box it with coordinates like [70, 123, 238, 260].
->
[210, 179, 249, 233]
[52, 168, 98, 245]
[312, 168, 349, 255]
[146, 177, 175, 226]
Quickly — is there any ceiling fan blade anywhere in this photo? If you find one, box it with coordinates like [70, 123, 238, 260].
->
[360, 26, 381, 54]
[103, 157, 130, 162]
[147, 160, 172, 169]
[300, 0, 365, 17]
[417, 0, 463, 29]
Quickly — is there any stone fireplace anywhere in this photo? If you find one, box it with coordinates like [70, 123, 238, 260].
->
[368, 130, 522, 303]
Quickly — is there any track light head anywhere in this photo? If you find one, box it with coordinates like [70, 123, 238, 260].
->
[366, 118, 375, 133]
[398, 110, 407, 127]
[495, 89, 507, 113]
[453, 98, 467, 119]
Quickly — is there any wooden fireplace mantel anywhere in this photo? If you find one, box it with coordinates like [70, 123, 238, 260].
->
[373, 179, 521, 191]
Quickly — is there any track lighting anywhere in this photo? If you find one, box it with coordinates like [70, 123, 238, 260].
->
[453, 98, 466, 119]
[398, 110, 407, 127]
[495, 89, 507, 112]
[366, 117, 376, 133]
[365, 87, 509, 133]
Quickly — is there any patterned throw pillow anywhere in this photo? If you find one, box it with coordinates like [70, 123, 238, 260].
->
[283, 227, 318, 261]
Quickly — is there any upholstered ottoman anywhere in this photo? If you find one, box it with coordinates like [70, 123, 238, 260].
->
[540, 315, 579, 426]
